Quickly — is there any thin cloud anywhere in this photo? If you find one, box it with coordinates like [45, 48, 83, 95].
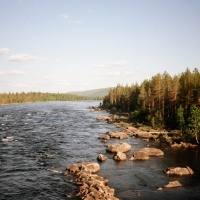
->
[0, 70, 26, 75]
[9, 54, 44, 62]
[61, 13, 82, 24]
[13, 83, 32, 88]
[55, 80, 71, 86]
[96, 70, 137, 76]
[61, 14, 69, 19]
[0, 48, 10, 56]
[93, 60, 129, 68]
[106, 71, 137, 76]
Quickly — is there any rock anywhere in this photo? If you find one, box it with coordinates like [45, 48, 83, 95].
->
[96, 115, 110, 120]
[98, 135, 110, 140]
[140, 147, 164, 156]
[171, 143, 181, 147]
[157, 187, 162, 191]
[132, 150, 149, 160]
[123, 126, 138, 134]
[164, 166, 194, 175]
[113, 152, 127, 161]
[107, 131, 128, 140]
[137, 132, 153, 139]
[187, 143, 198, 148]
[64, 162, 119, 200]
[65, 162, 100, 174]
[106, 142, 131, 153]
[130, 147, 163, 161]
[97, 154, 107, 161]
[128, 157, 136, 161]
[164, 181, 182, 188]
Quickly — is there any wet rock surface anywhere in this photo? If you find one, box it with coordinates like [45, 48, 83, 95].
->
[113, 152, 127, 161]
[106, 142, 131, 153]
[164, 166, 194, 175]
[64, 162, 119, 200]
[129, 147, 164, 160]
[106, 131, 128, 140]
[97, 154, 107, 162]
[164, 181, 182, 188]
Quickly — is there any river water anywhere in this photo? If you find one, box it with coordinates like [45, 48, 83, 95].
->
[0, 101, 200, 200]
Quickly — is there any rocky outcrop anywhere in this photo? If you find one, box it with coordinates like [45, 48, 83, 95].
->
[164, 181, 182, 188]
[107, 131, 128, 140]
[164, 166, 194, 175]
[106, 142, 131, 153]
[64, 162, 119, 200]
[113, 152, 127, 161]
[97, 154, 107, 162]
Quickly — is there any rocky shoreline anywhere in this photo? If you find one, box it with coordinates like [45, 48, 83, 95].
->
[63, 108, 197, 199]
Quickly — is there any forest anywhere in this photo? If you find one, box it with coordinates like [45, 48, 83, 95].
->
[102, 68, 200, 144]
[0, 92, 102, 105]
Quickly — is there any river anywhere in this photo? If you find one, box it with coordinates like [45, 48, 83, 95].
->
[0, 101, 200, 200]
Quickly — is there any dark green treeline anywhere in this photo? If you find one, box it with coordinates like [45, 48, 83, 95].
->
[102, 68, 200, 131]
[0, 92, 102, 105]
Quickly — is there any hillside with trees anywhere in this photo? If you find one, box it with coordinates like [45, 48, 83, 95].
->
[0, 92, 101, 105]
[102, 68, 200, 144]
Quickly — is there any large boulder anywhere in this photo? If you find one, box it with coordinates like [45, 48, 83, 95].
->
[65, 162, 100, 174]
[129, 147, 163, 161]
[106, 142, 131, 153]
[140, 147, 164, 156]
[164, 181, 182, 188]
[132, 150, 149, 160]
[97, 154, 107, 162]
[164, 166, 194, 175]
[113, 152, 127, 161]
[107, 131, 128, 140]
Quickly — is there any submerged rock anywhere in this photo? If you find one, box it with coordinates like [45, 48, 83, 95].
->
[106, 142, 131, 153]
[164, 181, 182, 188]
[164, 166, 194, 175]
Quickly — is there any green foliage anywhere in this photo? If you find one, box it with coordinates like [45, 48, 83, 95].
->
[0, 92, 97, 105]
[185, 105, 200, 144]
[176, 105, 185, 133]
[102, 68, 200, 135]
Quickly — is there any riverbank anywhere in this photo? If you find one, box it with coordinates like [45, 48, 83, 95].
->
[96, 106, 199, 148]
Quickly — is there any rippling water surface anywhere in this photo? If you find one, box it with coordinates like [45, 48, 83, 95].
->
[0, 101, 200, 200]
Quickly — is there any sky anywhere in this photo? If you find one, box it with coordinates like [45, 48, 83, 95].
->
[0, 0, 200, 93]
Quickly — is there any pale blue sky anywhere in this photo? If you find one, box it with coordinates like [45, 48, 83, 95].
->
[0, 0, 200, 93]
